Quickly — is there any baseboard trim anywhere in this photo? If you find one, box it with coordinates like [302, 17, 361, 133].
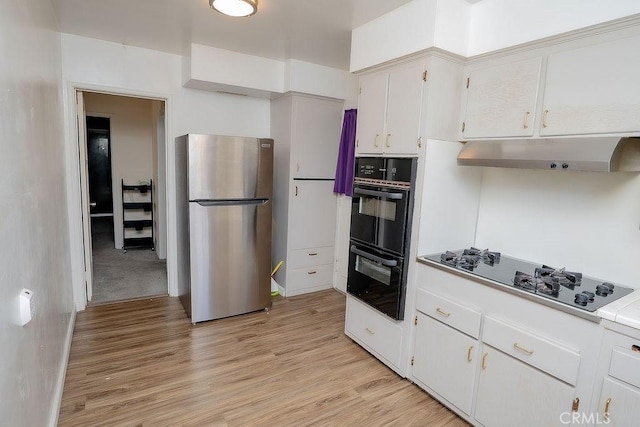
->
[48, 307, 76, 427]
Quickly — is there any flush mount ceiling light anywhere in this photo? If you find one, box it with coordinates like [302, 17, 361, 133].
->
[210, 0, 258, 17]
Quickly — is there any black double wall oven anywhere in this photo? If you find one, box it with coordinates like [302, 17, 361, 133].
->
[347, 157, 416, 320]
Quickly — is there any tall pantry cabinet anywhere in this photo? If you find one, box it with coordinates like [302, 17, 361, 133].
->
[271, 93, 343, 296]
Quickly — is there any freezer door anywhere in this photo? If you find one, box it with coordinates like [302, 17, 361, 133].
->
[189, 200, 272, 322]
[187, 134, 273, 200]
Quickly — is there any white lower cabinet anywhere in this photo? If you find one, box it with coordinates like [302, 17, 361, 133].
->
[410, 266, 593, 427]
[596, 378, 640, 426]
[413, 312, 478, 415]
[474, 345, 575, 427]
[592, 326, 640, 426]
[345, 296, 403, 373]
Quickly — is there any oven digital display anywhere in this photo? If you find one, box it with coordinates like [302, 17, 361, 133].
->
[358, 198, 397, 221]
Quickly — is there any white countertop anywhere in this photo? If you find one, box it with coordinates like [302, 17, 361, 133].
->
[597, 291, 640, 329]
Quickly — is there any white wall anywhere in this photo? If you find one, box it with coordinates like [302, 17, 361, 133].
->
[474, 168, 640, 288]
[350, 0, 438, 72]
[84, 93, 155, 250]
[468, 0, 640, 55]
[60, 34, 271, 304]
[0, 1, 74, 426]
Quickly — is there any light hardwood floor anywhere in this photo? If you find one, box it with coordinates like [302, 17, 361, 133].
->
[59, 290, 468, 426]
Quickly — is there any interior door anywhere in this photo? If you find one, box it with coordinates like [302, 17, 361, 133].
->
[86, 116, 113, 215]
[77, 91, 93, 301]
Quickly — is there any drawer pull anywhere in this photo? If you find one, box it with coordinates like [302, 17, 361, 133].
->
[365, 327, 375, 335]
[513, 342, 534, 355]
[308, 252, 318, 256]
[436, 308, 451, 318]
[632, 344, 640, 353]
[481, 352, 488, 370]
[467, 346, 474, 362]
[307, 271, 317, 275]
[604, 397, 612, 421]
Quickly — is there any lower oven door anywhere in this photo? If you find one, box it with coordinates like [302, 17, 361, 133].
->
[347, 242, 405, 320]
[350, 184, 410, 255]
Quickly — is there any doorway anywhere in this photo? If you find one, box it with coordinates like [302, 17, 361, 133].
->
[81, 92, 168, 304]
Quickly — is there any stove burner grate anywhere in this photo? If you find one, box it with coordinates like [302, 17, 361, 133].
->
[441, 247, 501, 270]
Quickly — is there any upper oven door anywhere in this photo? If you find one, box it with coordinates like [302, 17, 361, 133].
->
[350, 184, 410, 255]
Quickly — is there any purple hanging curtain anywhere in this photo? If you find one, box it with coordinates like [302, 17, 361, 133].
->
[333, 109, 357, 196]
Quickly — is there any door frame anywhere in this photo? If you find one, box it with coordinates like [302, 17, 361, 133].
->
[64, 82, 175, 311]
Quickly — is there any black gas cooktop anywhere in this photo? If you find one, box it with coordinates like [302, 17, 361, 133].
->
[422, 248, 634, 312]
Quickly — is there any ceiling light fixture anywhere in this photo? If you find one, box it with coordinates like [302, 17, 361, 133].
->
[210, 0, 258, 17]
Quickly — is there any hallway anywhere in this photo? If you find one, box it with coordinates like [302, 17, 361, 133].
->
[90, 217, 167, 303]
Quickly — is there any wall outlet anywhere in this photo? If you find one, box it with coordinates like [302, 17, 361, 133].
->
[19, 289, 34, 326]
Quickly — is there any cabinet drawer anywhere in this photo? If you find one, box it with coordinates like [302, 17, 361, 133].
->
[345, 296, 403, 368]
[288, 247, 334, 269]
[483, 316, 580, 385]
[610, 346, 640, 389]
[415, 289, 481, 339]
[287, 264, 333, 291]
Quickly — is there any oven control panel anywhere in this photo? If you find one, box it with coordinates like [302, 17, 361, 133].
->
[355, 157, 415, 183]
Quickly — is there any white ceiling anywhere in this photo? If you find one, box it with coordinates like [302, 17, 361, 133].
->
[50, 0, 414, 70]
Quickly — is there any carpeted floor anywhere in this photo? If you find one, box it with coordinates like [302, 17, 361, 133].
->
[90, 217, 167, 304]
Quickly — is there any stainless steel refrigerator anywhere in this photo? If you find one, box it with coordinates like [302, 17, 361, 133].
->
[176, 134, 273, 323]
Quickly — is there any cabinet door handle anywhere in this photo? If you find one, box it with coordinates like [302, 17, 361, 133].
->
[481, 352, 488, 370]
[513, 342, 534, 355]
[308, 252, 318, 256]
[467, 346, 474, 362]
[604, 397, 612, 421]
[572, 397, 580, 412]
[385, 133, 391, 148]
[307, 270, 317, 275]
[542, 109, 549, 128]
[366, 327, 375, 335]
[523, 111, 530, 129]
[436, 308, 450, 318]
[374, 134, 379, 148]
[631, 344, 640, 352]
[295, 186, 298, 196]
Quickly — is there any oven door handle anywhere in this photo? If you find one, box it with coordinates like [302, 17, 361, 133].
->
[350, 246, 398, 267]
[353, 187, 404, 200]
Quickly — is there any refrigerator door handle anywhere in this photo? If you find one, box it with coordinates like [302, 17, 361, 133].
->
[193, 199, 269, 207]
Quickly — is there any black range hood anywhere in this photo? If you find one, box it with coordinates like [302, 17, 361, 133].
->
[457, 137, 640, 172]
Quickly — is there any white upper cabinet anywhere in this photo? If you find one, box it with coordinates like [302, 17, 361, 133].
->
[356, 61, 425, 155]
[290, 96, 343, 179]
[461, 57, 542, 139]
[356, 72, 388, 155]
[540, 34, 640, 136]
[461, 32, 640, 139]
[384, 62, 425, 154]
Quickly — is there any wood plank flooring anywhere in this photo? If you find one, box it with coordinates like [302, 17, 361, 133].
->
[59, 290, 468, 426]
